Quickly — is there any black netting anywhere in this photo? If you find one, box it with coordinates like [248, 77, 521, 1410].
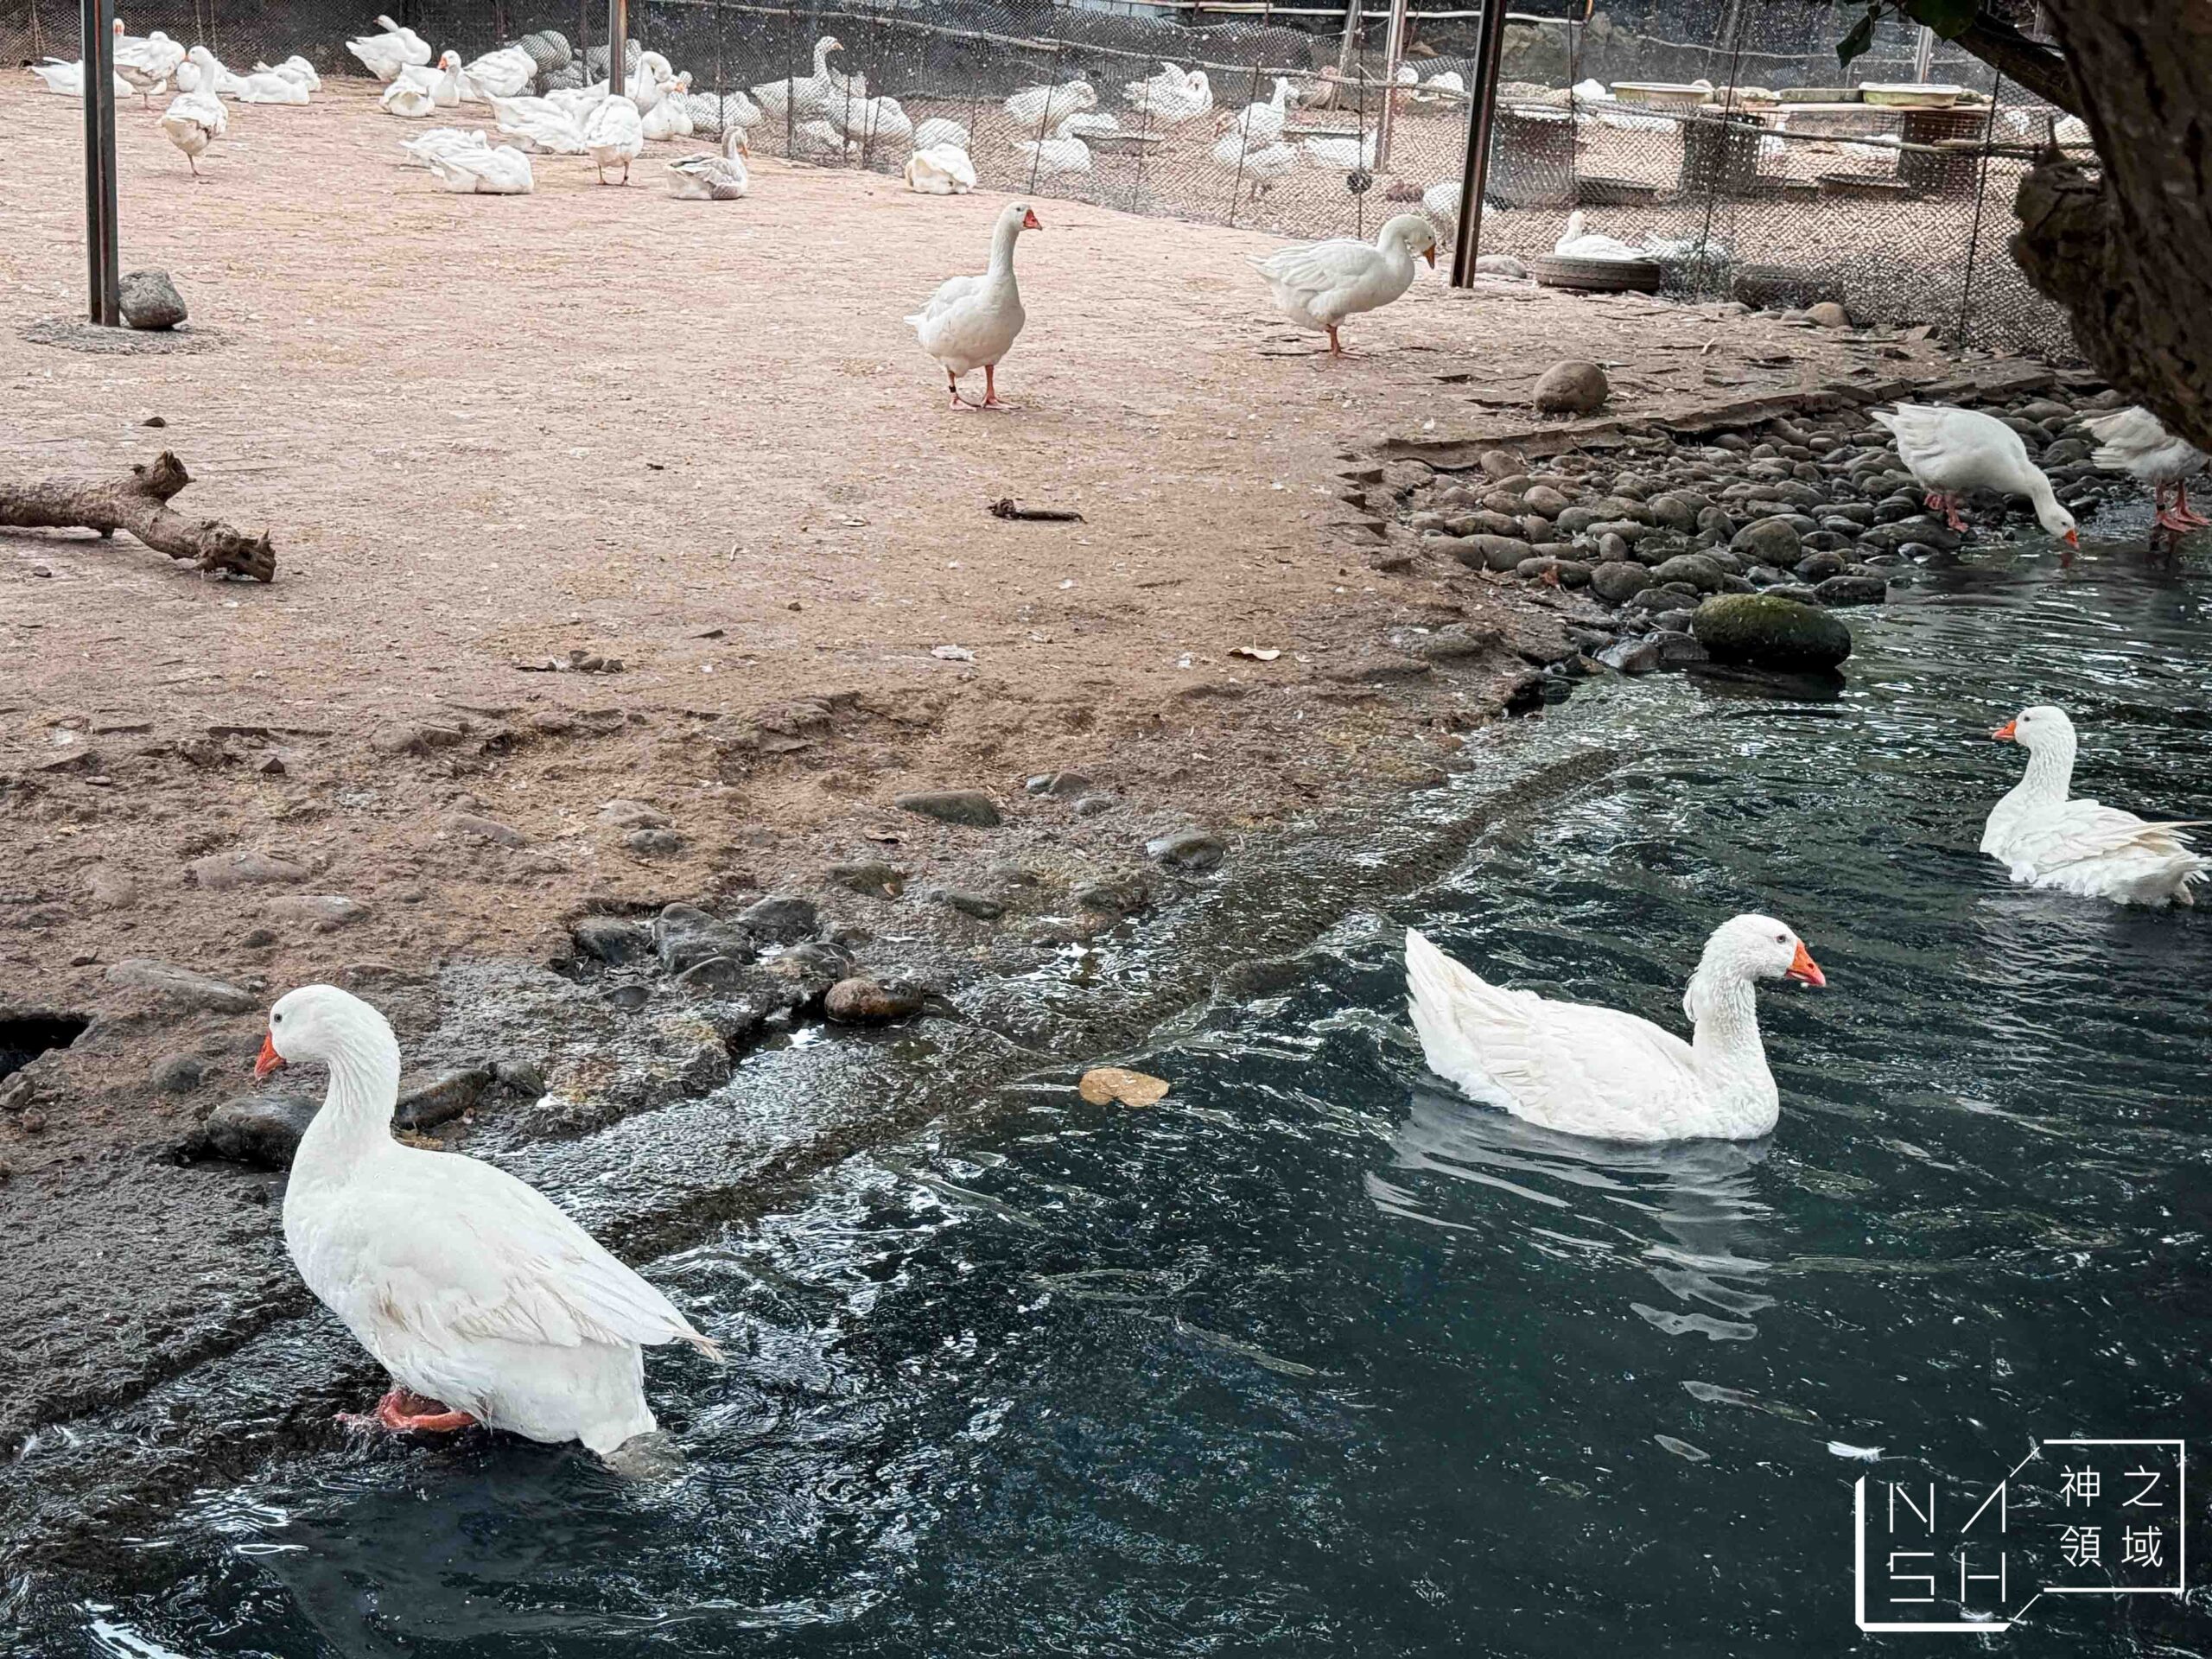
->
[3, 0, 2077, 359]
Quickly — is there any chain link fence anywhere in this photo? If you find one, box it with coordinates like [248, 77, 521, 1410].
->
[5, 0, 2079, 358]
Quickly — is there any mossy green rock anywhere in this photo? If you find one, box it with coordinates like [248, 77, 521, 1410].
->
[1690, 594, 1852, 671]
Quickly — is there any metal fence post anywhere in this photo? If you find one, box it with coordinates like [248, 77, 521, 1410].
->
[608, 0, 626, 95]
[1374, 0, 1408, 170]
[80, 0, 118, 326]
[1447, 0, 1507, 287]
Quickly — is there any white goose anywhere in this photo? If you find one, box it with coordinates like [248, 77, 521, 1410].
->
[2083, 405, 2209, 535]
[1301, 130, 1377, 170]
[253, 54, 322, 92]
[257, 986, 719, 1454]
[347, 15, 431, 80]
[429, 142, 533, 194]
[1123, 61, 1204, 120]
[906, 200, 1039, 410]
[641, 73, 696, 141]
[1017, 124, 1090, 178]
[792, 118, 860, 162]
[1225, 76, 1294, 143]
[385, 49, 463, 113]
[400, 125, 490, 167]
[184, 44, 251, 97]
[582, 92, 645, 182]
[30, 58, 137, 98]
[1407, 918, 1826, 1143]
[830, 92, 912, 149]
[665, 133, 749, 199]
[1250, 213, 1437, 357]
[459, 44, 536, 102]
[912, 116, 969, 151]
[492, 93, 590, 153]
[1056, 110, 1120, 139]
[1870, 404, 2079, 545]
[159, 84, 226, 176]
[905, 142, 976, 194]
[115, 22, 184, 105]
[1002, 79, 1095, 130]
[1982, 705, 2206, 907]
[235, 63, 312, 104]
[751, 35, 847, 121]
[1554, 208, 1643, 260]
[1211, 130, 1295, 197]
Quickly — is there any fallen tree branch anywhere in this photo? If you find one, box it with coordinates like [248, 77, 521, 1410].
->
[0, 452, 275, 582]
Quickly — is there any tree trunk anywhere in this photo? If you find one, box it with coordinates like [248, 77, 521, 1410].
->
[0, 452, 275, 581]
[2008, 3, 2212, 453]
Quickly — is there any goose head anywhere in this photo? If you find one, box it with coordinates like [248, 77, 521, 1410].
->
[1381, 213, 1439, 266]
[1992, 702, 2073, 752]
[1185, 69, 1211, 97]
[1703, 914, 1826, 994]
[721, 126, 750, 159]
[2034, 493, 2078, 547]
[255, 983, 394, 1078]
[1003, 201, 1043, 233]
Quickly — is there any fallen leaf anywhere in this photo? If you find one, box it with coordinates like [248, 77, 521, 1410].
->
[1230, 646, 1282, 662]
[1078, 1067, 1171, 1108]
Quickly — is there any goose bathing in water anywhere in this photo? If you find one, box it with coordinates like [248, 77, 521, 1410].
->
[1250, 213, 1437, 357]
[257, 986, 720, 1453]
[907, 201, 1039, 410]
[1982, 705, 2207, 906]
[1407, 917, 1826, 1143]
[1870, 403, 2078, 546]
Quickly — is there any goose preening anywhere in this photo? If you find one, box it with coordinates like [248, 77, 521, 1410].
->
[2083, 405, 2209, 535]
[905, 142, 977, 194]
[1983, 705, 2207, 907]
[1870, 404, 2079, 545]
[665, 134, 749, 199]
[159, 84, 226, 176]
[582, 93, 645, 182]
[429, 142, 534, 194]
[1002, 80, 1095, 130]
[1406, 918, 1826, 1143]
[400, 126, 491, 168]
[459, 45, 536, 102]
[792, 118, 861, 162]
[257, 986, 720, 1454]
[385, 49, 464, 111]
[912, 117, 969, 152]
[1249, 213, 1437, 357]
[641, 75, 698, 142]
[628, 53, 675, 116]
[347, 14, 432, 80]
[906, 200, 1039, 410]
[1211, 130, 1296, 196]
[492, 93, 592, 153]
[1124, 63, 1209, 123]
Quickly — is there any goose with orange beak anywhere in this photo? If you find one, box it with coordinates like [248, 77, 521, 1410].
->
[1249, 213, 1438, 359]
[1406, 913, 1825, 1142]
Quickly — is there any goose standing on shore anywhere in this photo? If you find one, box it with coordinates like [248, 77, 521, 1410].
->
[1251, 213, 1437, 357]
[1407, 918, 1826, 1143]
[2083, 404, 2209, 536]
[257, 986, 720, 1454]
[1870, 404, 2079, 546]
[906, 201, 1040, 410]
[1982, 705, 2206, 906]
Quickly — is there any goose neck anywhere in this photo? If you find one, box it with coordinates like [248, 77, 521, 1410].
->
[1685, 966, 1769, 1077]
[289, 1023, 402, 1185]
[2014, 734, 2076, 806]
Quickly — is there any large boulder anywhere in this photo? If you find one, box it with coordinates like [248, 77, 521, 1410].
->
[1589, 562, 1654, 603]
[1533, 359, 1609, 415]
[1649, 553, 1725, 593]
[1690, 594, 1853, 672]
[119, 269, 188, 330]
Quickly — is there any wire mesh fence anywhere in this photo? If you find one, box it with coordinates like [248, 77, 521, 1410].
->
[4, 0, 2080, 359]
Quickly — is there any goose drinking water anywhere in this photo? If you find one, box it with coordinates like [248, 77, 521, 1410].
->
[1870, 403, 2079, 547]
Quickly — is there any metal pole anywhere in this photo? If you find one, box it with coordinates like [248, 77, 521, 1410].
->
[1910, 23, 1936, 84]
[607, 0, 626, 95]
[80, 0, 119, 325]
[1332, 0, 1361, 85]
[1374, 0, 1408, 168]
[1447, 0, 1508, 286]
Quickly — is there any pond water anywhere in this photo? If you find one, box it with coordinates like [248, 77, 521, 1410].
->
[47, 533, 2212, 1657]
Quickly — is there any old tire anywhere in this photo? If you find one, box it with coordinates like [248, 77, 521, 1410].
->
[1533, 253, 1663, 293]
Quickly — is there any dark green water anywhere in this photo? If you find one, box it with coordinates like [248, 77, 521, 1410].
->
[45, 537, 2212, 1657]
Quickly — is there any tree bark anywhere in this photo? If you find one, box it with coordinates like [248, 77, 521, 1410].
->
[1948, 10, 2081, 118]
[2002, 3, 2212, 454]
[0, 452, 275, 582]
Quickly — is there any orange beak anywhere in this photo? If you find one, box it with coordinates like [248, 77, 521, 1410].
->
[1785, 941, 1826, 988]
[2063, 529, 2080, 548]
[1022, 208, 1042, 230]
[1422, 245, 1437, 266]
[1992, 719, 2018, 741]
[254, 1032, 286, 1078]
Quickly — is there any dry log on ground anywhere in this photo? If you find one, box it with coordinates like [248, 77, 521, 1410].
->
[0, 452, 275, 582]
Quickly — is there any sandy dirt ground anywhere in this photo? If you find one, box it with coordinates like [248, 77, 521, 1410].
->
[0, 81, 1980, 1498]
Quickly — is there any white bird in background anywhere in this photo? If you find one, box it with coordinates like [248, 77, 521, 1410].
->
[399, 126, 491, 167]
[1871, 404, 2079, 545]
[159, 82, 226, 176]
[905, 142, 977, 194]
[1002, 79, 1095, 130]
[1417, 68, 1465, 99]
[114, 22, 185, 105]
[1211, 130, 1295, 196]
[1422, 178, 1463, 222]
[236, 63, 312, 104]
[1056, 109, 1121, 139]
[1301, 130, 1377, 170]
[1017, 125, 1091, 179]
[665, 135, 750, 200]
[185, 44, 251, 97]
[751, 35, 849, 121]
[2083, 405, 2209, 535]
[642, 74, 697, 141]
[492, 94, 591, 152]
[684, 88, 760, 137]
[1249, 213, 1437, 357]
[1553, 209, 1644, 260]
[1225, 76, 1294, 143]
[830, 92, 912, 149]
[583, 93, 645, 182]
[256, 986, 721, 1457]
[254, 54, 322, 92]
[793, 118, 861, 162]
[346, 13, 431, 80]
[390, 49, 463, 105]
[1128, 67, 1210, 124]
[459, 45, 535, 102]
[1406, 918, 1826, 1143]
[629, 52, 674, 116]
[1984, 706, 2207, 907]
[912, 117, 969, 152]
[29, 57, 137, 98]
[1122, 60, 1185, 111]
[429, 143, 535, 194]
[906, 200, 1040, 410]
